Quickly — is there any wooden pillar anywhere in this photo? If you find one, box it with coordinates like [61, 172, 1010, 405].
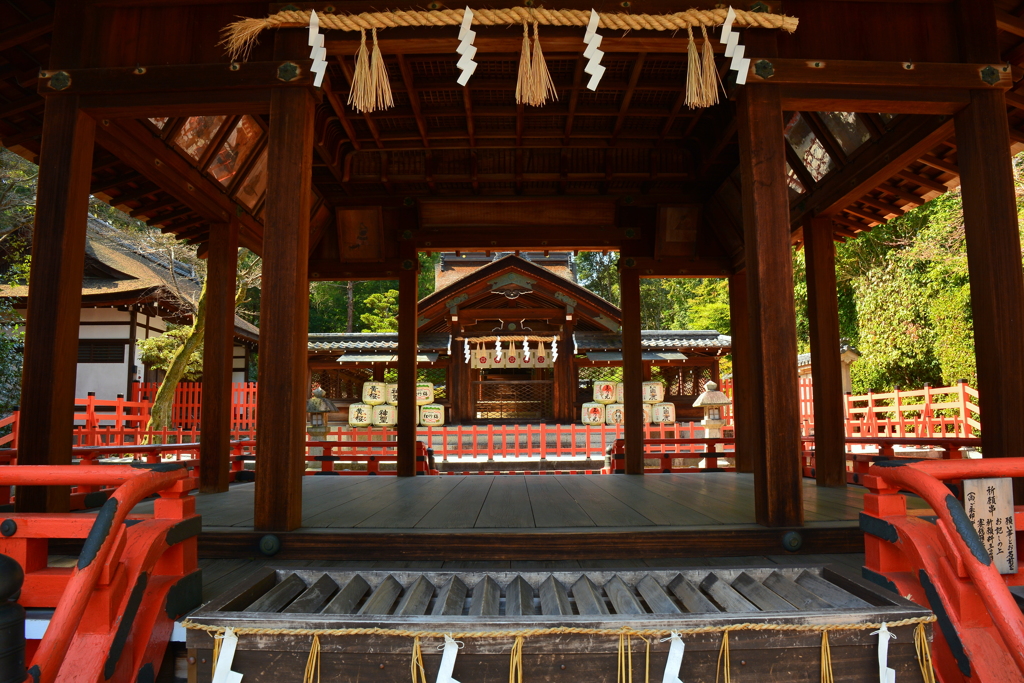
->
[620, 262, 644, 474]
[956, 0, 1024, 501]
[555, 319, 576, 423]
[737, 84, 803, 527]
[200, 220, 239, 493]
[16, 96, 95, 513]
[397, 258, 420, 476]
[254, 32, 315, 531]
[804, 217, 847, 488]
[728, 271, 756, 475]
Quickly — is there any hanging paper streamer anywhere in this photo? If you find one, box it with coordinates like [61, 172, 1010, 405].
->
[871, 623, 897, 683]
[464, 339, 471, 364]
[720, 7, 751, 85]
[582, 10, 605, 91]
[446, 335, 452, 355]
[436, 634, 463, 683]
[495, 337, 503, 363]
[457, 7, 477, 86]
[523, 336, 531, 362]
[211, 628, 244, 683]
[551, 336, 559, 364]
[308, 11, 328, 88]
[661, 633, 685, 683]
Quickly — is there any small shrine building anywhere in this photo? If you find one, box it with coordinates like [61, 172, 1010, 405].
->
[306, 253, 730, 424]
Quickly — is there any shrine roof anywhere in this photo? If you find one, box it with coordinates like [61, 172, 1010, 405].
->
[307, 332, 451, 352]
[574, 330, 732, 351]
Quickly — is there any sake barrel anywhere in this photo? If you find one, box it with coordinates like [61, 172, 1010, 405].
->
[370, 403, 398, 427]
[581, 402, 606, 425]
[362, 381, 387, 406]
[386, 383, 399, 405]
[348, 403, 372, 427]
[643, 403, 652, 424]
[419, 404, 445, 426]
[605, 403, 626, 425]
[593, 381, 618, 405]
[415, 382, 435, 406]
[652, 402, 676, 424]
[615, 382, 624, 404]
[642, 381, 665, 404]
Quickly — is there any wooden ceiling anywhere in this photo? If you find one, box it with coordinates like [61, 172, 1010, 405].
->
[1, 0, 1022, 262]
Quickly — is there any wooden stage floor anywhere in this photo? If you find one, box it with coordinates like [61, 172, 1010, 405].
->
[152, 473, 930, 561]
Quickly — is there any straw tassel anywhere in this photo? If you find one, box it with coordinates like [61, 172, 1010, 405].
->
[701, 25, 720, 107]
[348, 29, 372, 112]
[515, 22, 533, 105]
[685, 27, 701, 108]
[369, 28, 394, 111]
[529, 22, 557, 106]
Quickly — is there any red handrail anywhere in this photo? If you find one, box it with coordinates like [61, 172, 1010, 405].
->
[0, 465, 190, 683]
[868, 458, 1024, 676]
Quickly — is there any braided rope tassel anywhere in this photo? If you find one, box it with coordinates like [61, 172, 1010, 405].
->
[529, 22, 558, 106]
[211, 632, 222, 680]
[915, 623, 937, 683]
[515, 22, 533, 105]
[684, 26, 701, 109]
[348, 29, 372, 112]
[820, 631, 834, 683]
[303, 634, 321, 683]
[700, 25, 720, 107]
[411, 636, 427, 683]
[715, 630, 731, 683]
[509, 635, 524, 683]
[617, 632, 634, 683]
[369, 28, 395, 111]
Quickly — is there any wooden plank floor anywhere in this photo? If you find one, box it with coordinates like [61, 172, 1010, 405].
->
[132, 473, 931, 531]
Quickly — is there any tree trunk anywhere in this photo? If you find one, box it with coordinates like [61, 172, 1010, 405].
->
[145, 281, 208, 443]
[346, 280, 354, 333]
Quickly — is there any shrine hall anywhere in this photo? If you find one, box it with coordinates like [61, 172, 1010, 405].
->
[0, 0, 1018, 549]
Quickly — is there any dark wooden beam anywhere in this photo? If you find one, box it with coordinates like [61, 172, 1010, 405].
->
[200, 220, 238, 494]
[463, 88, 476, 148]
[322, 73, 361, 151]
[611, 53, 646, 143]
[804, 217, 846, 489]
[737, 84, 803, 527]
[779, 85, 970, 115]
[17, 97, 94, 513]
[0, 14, 52, 52]
[254, 33, 316, 531]
[0, 96, 45, 119]
[396, 54, 429, 148]
[793, 114, 955, 226]
[38, 61, 314, 97]
[563, 54, 586, 145]
[747, 58, 1011, 90]
[957, 0, 1024, 502]
[619, 261, 644, 475]
[729, 271, 754, 474]
[893, 169, 949, 194]
[397, 255, 419, 477]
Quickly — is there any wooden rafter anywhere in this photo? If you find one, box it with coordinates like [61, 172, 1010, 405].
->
[611, 53, 647, 143]
[562, 54, 586, 145]
[463, 88, 476, 148]
[0, 14, 52, 53]
[396, 54, 429, 148]
[321, 73, 361, 151]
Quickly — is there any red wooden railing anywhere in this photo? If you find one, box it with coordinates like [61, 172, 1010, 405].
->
[606, 437, 736, 473]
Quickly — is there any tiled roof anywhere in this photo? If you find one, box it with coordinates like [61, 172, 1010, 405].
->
[797, 345, 860, 367]
[307, 332, 450, 352]
[574, 330, 732, 351]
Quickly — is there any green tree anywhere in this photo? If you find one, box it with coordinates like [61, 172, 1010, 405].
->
[360, 289, 400, 332]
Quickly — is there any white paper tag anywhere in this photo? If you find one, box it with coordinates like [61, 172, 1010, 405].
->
[459, 7, 475, 41]
[661, 633, 685, 683]
[724, 31, 740, 58]
[457, 41, 477, 58]
[436, 635, 462, 683]
[457, 61, 477, 85]
[721, 7, 736, 41]
[584, 9, 601, 43]
[586, 64, 606, 90]
[212, 629, 243, 683]
[583, 33, 603, 57]
[735, 57, 751, 85]
[523, 337, 531, 362]
[551, 337, 559, 363]
[308, 10, 320, 44]
[872, 623, 897, 683]
[729, 43, 746, 72]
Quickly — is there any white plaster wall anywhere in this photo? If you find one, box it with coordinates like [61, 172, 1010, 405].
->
[232, 344, 248, 383]
[76, 358, 129, 400]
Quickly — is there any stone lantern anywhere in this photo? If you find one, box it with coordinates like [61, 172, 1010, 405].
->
[307, 385, 337, 456]
[693, 381, 732, 463]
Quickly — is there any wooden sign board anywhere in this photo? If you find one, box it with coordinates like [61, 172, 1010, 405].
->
[336, 207, 384, 262]
[656, 205, 700, 257]
[965, 477, 1018, 574]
